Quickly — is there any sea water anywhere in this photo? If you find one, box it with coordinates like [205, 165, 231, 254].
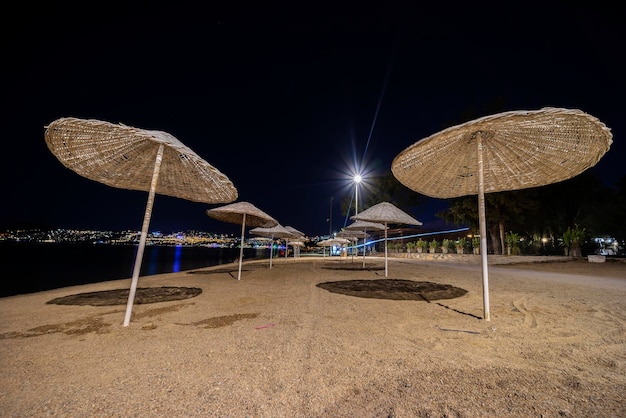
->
[0, 242, 270, 298]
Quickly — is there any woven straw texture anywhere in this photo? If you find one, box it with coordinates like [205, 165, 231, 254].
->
[285, 226, 305, 238]
[345, 220, 387, 231]
[206, 202, 278, 228]
[391, 108, 613, 199]
[317, 237, 352, 247]
[44, 117, 237, 204]
[351, 202, 422, 226]
[250, 224, 296, 239]
[336, 230, 368, 239]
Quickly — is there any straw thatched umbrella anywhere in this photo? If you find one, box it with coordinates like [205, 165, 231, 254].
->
[351, 202, 422, 277]
[284, 226, 306, 257]
[44, 117, 238, 327]
[336, 229, 366, 262]
[250, 224, 296, 268]
[206, 202, 278, 280]
[287, 240, 306, 253]
[284, 226, 305, 238]
[391, 107, 613, 321]
[344, 220, 387, 267]
[317, 237, 351, 257]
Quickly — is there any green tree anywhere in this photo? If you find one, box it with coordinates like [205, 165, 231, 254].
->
[562, 224, 586, 257]
[437, 189, 540, 255]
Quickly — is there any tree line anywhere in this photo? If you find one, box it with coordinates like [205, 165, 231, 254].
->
[341, 170, 626, 257]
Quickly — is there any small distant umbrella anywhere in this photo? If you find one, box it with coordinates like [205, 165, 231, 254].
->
[285, 226, 305, 257]
[391, 107, 612, 320]
[44, 117, 238, 327]
[287, 240, 306, 257]
[206, 202, 278, 280]
[351, 202, 422, 277]
[317, 237, 351, 257]
[323, 237, 352, 246]
[285, 226, 305, 238]
[336, 229, 366, 262]
[345, 220, 387, 267]
[336, 229, 367, 240]
[250, 224, 296, 268]
[345, 220, 387, 232]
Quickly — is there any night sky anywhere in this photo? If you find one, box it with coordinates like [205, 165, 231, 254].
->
[2, 4, 624, 236]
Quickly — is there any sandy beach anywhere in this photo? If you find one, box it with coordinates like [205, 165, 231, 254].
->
[1, 255, 625, 417]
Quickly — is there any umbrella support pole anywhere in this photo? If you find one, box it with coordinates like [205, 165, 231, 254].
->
[384, 224, 388, 277]
[269, 237, 273, 269]
[477, 135, 491, 321]
[362, 236, 366, 268]
[123, 144, 164, 327]
[237, 214, 246, 280]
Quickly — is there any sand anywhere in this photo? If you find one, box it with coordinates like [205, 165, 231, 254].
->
[1, 255, 625, 417]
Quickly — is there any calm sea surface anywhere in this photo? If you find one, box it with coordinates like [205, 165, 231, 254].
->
[0, 242, 271, 298]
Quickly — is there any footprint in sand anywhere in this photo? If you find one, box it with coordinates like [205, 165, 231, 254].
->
[513, 298, 538, 328]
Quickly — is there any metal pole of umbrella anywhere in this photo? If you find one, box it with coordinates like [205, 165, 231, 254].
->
[238, 214, 246, 280]
[384, 222, 388, 277]
[362, 229, 367, 268]
[269, 234, 274, 269]
[123, 144, 164, 327]
[354, 175, 359, 256]
[477, 133, 491, 321]
[355, 183, 358, 217]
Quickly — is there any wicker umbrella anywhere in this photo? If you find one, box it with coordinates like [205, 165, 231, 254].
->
[206, 202, 278, 280]
[350, 202, 422, 277]
[284, 226, 305, 238]
[391, 107, 613, 321]
[44, 117, 238, 327]
[317, 237, 351, 257]
[336, 229, 366, 262]
[285, 226, 306, 257]
[336, 229, 367, 240]
[250, 224, 296, 268]
[345, 220, 387, 267]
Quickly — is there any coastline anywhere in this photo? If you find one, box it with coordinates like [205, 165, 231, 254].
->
[1, 256, 625, 417]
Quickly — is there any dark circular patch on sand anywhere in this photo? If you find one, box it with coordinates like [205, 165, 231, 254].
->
[47, 287, 202, 306]
[316, 279, 467, 301]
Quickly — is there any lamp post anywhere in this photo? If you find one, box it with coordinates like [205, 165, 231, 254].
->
[353, 174, 362, 256]
[354, 174, 362, 215]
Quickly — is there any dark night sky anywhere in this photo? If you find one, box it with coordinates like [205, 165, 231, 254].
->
[2, 3, 624, 236]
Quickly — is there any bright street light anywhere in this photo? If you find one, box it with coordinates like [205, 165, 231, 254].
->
[354, 174, 362, 215]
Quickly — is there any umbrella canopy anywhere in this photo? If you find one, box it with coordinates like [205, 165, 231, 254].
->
[391, 107, 612, 320]
[44, 117, 238, 327]
[250, 224, 296, 268]
[45, 117, 237, 203]
[391, 108, 612, 198]
[317, 237, 351, 257]
[344, 220, 387, 232]
[351, 202, 422, 277]
[336, 230, 367, 239]
[344, 220, 387, 267]
[336, 230, 367, 262]
[284, 226, 306, 257]
[284, 226, 305, 238]
[318, 237, 352, 246]
[206, 202, 278, 280]
[287, 241, 306, 247]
